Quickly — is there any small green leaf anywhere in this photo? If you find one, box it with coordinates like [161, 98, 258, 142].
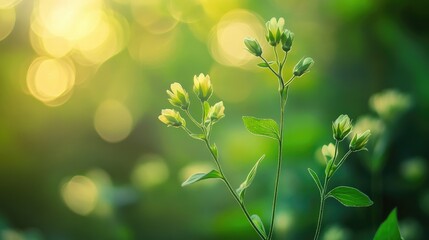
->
[374, 208, 403, 240]
[236, 155, 265, 202]
[308, 168, 322, 195]
[211, 144, 218, 159]
[257, 61, 274, 68]
[203, 101, 210, 121]
[242, 116, 279, 140]
[251, 214, 267, 238]
[190, 134, 205, 141]
[327, 186, 373, 207]
[181, 170, 223, 187]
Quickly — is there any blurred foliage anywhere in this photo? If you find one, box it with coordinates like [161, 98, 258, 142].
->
[0, 0, 428, 239]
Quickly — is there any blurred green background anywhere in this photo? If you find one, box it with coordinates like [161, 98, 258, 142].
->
[0, 0, 428, 239]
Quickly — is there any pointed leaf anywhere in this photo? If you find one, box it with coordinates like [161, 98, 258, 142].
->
[327, 186, 373, 207]
[251, 214, 267, 238]
[374, 208, 403, 240]
[257, 61, 274, 68]
[242, 116, 279, 140]
[211, 144, 218, 159]
[190, 134, 205, 141]
[203, 101, 210, 121]
[236, 155, 265, 202]
[181, 170, 223, 187]
[308, 168, 322, 195]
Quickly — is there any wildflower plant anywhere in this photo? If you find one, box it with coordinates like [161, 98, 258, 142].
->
[159, 17, 374, 239]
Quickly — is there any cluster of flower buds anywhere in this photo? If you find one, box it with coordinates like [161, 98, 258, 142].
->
[244, 17, 314, 80]
[159, 74, 225, 128]
[331, 114, 371, 151]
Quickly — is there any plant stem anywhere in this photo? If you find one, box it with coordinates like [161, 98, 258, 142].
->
[203, 138, 267, 240]
[314, 176, 328, 240]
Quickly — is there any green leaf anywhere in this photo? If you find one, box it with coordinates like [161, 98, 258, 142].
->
[257, 61, 274, 68]
[236, 155, 265, 202]
[308, 168, 322, 195]
[242, 116, 279, 140]
[211, 144, 218, 159]
[189, 134, 205, 141]
[203, 101, 210, 121]
[181, 170, 223, 187]
[374, 208, 403, 240]
[251, 214, 267, 238]
[327, 186, 373, 207]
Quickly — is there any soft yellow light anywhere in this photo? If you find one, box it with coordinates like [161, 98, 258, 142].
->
[131, 155, 170, 189]
[36, 0, 102, 41]
[0, 7, 15, 41]
[0, 0, 21, 9]
[26, 57, 75, 106]
[94, 99, 133, 143]
[61, 175, 98, 216]
[73, 11, 128, 65]
[209, 10, 264, 67]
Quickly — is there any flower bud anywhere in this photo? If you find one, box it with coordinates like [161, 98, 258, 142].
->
[349, 130, 371, 152]
[244, 37, 263, 57]
[332, 114, 353, 141]
[208, 101, 225, 123]
[193, 73, 213, 102]
[325, 159, 337, 178]
[158, 109, 186, 127]
[322, 143, 335, 163]
[293, 57, 314, 77]
[281, 30, 294, 52]
[167, 83, 190, 110]
[265, 17, 285, 46]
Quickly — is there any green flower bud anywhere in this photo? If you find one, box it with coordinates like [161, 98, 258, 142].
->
[293, 57, 314, 77]
[322, 143, 335, 163]
[193, 73, 213, 102]
[349, 130, 371, 152]
[244, 37, 263, 57]
[265, 17, 285, 46]
[208, 101, 225, 123]
[325, 159, 337, 178]
[332, 114, 353, 141]
[167, 83, 190, 110]
[281, 30, 294, 52]
[158, 109, 186, 127]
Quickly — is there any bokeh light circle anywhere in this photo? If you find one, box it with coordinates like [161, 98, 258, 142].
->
[94, 99, 133, 143]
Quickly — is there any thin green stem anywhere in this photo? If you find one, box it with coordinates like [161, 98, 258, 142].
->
[185, 109, 202, 129]
[260, 56, 282, 80]
[284, 75, 296, 87]
[267, 98, 286, 240]
[203, 138, 267, 240]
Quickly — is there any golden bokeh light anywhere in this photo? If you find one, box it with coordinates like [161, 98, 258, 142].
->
[209, 10, 265, 67]
[94, 99, 133, 143]
[131, 154, 170, 190]
[209, 64, 253, 102]
[61, 175, 99, 216]
[0, 0, 21, 9]
[0, 7, 15, 41]
[26, 57, 75, 106]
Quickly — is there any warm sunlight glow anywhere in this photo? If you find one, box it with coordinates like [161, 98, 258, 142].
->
[94, 100, 133, 143]
[209, 10, 264, 67]
[61, 175, 98, 216]
[0, 0, 21, 9]
[26, 57, 75, 106]
[0, 7, 15, 41]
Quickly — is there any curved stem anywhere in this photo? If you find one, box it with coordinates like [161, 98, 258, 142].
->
[203, 139, 267, 240]
[185, 109, 202, 129]
[260, 56, 282, 80]
[314, 177, 328, 240]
